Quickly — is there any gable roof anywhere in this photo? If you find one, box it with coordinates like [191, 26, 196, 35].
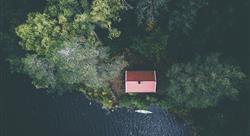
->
[126, 71, 156, 81]
[125, 71, 156, 93]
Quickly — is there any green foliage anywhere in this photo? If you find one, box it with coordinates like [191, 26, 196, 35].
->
[135, 0, 169, 30]
[22, 54, 57, 88]
[15, 11, 94, 55]
[16, 0, 124, 55]
[91, 0, 124, 38]
[13, 0, 128, 107]
[119, 95, 148, 109]
[80, 87, 116, 109]
[21, 39, 127, 92]
[168, 0, 208, 34]
[130, 29, 167, 63]
[118, 94, 160, 109]
[135, 0, 207, 32]
[16, 13, 58, 54]
[50, 40, 102, 88]
[166, 53, 246, 108]
[46, 0, 89, 18]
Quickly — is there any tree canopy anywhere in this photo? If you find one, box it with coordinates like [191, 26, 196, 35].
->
[135, 0, 169, 29]
[129, 29, 168, 63]
[166, 53, 246, 108]
[16, 0, 125, 55]
[21, 39, 127, 91]
[15, 0, 128, 98]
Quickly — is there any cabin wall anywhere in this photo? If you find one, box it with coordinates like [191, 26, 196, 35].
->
[125, 81, 156, 93]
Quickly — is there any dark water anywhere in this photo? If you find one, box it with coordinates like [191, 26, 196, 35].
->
[1, 91, 190, 136]
[0, 59, 190, 136]
[30, 94, 190, 136]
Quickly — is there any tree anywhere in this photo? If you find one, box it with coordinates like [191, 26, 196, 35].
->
[168, 0, 208, 34]
[165, 53, 246, 109]
[135, 0, 169, 30]
[16, 0, 125, 55]
[22, 54, 57, 89]
[135, 0, 207, 32]
[15, 0, 128, 95]
[129, 29, 168, 63]
[21, 39, 127, 91]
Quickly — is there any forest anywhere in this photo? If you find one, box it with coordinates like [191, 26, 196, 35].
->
[0, 0, 249, 136]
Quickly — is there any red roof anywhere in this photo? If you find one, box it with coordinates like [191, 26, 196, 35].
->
[125, 71, 156, 93]
[126, 71, 156, 81]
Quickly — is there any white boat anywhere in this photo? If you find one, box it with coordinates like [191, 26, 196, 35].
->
[135, 110, 153, 114]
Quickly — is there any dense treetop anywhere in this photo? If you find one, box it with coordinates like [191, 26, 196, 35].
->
[16, 0, 125, 55]
[166, 53, 246, 108]
[15, 0, 128, 101]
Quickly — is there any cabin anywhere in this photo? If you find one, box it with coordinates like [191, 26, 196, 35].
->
[125, 71, 156, 93]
